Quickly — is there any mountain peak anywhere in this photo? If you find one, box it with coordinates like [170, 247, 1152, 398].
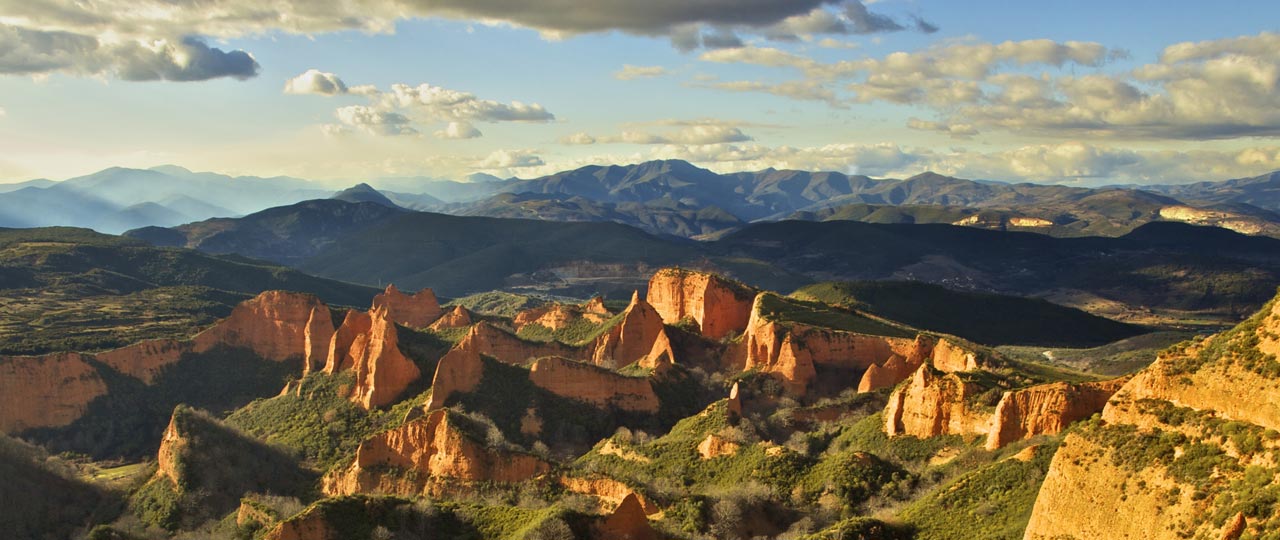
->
[332, 183, 399, 208]
[149, 165, 194, 176]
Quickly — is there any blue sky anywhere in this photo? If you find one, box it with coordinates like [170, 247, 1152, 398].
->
[1, 0, 1278, 185]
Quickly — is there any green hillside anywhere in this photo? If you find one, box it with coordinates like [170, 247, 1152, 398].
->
[792, 281, 1145, 347]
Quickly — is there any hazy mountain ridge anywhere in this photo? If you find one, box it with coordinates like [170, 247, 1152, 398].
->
[7, 160, 1280, 238]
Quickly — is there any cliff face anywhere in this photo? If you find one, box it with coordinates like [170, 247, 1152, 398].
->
[423, 348, 485, 411]
[324, 409, 551, 496]
[735, 293, 982, 396]
[986, 378, 1125, 450]
[0, 353, 107, 432]
[591, 292, 673, 369]
[427, 305, 473, 331]
[0, 291, 333, 433]
[1024, 295, 1280, 539]
[647, 267, 755, 340]
[592, 493, 659, 540]
[302, 306, 336, 374]
[884, 365, 989, 439]
[529, 357, 660, 413]
[370, 284, 442, 328]
[323, 310, 372, 374]
[559, 475, 661, 515]
[346, 308, 421, 409]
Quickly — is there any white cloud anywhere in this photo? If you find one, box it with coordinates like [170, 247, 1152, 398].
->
[381, 83, 554, 123]
[560, 132, 598, 145]
[906, 118, 979, 139]
[330, 105, 417, 136]
[480, 149, 545, 169]
[614, 64, 668, 80]
[434, 121, 483, 139]
[283, 69, 348, 95]
[0, 26, 258, 81]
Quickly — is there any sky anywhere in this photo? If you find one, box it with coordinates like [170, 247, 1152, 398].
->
[1, 0, 1279, 186]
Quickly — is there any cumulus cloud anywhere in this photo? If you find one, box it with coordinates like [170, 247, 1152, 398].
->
[328, 105, 417, 136]
[614, 64, 669, 80]
[283, 69, 348, 95]
[0, 0, 939, 80]
[380, 83, 554, 123]
[435, 121, 483, 139]
[560, 132, 598, 145]
[0, 25, 258, 81]
[480, 149, 545, 169]
[702, 79, 839, 104]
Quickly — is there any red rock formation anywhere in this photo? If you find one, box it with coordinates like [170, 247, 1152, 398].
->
[454, 322, 576, 365]
[592, 494, 659, 540]
[302, 306, 336, 375]
[985, 378, 1125, 450]
[590, 292, 673, 369]
[346, 308, 421, 409]
[884, 365, 989, 438]
[323, 310, 372, 374]
[427, 305, 473, 331]
[738, 304, 818, 393]
[726, 382, 743, 417]
[559, 475, 661, 515]
[697, 434, 741, 459]
[156, 410, 187, 486]
[370, 284, 442, 328]
[324, 409, 550, 496]
[1, 291, 333, 433]
[1221, 513, 1247, 540]
[647, 268, 755, 340]
[529, 357, 660, 413]
[192, 291, 333, 365]
[857, 354, 916, 393]
[424, 348, 485, 411]
[0, 353, 106, 432]
[264, 509, 338, 540]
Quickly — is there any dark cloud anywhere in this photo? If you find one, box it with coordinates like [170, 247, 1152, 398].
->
[0, 24, 257, 81]
[844, 1, 904, 34]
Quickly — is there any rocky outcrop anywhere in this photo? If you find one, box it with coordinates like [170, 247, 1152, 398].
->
[647, 268, 755, 339]
[559, 475, 660, 515]
[453, 322, 577, 365]
[423, 348, 485, 411]
[884, 365, 989, 439]
[1024, 294, 1280, 539]
[734, 293, 984, 395]
[427, 305, 472, 330]
[985, 378, 1125, 450]
[590, 292, 673, 369]
[322, 310, 372, 374]
[1, 291, 333, 433]
[0, 353, 107, 432]
[592, 494, 659, 540]
[529, 357, 660, 413]
[514, 298, 612, 332]
[302, 307, 336, 374]
[370, 284, 442, 328]
[346, 308, 421, 409]
[323, 409, 550, 496]
[697, 434, 741, 459]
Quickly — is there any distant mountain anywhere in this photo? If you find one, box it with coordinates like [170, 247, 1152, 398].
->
[0, 166, 331, 233]
[456, 192, 743, 238]
[331, 183, 400, 208]
[368, 176, 515, 203]
[128, 199, 1280, 322]
[1146, 170, 1280, 209]
[0, 179, 54, 194]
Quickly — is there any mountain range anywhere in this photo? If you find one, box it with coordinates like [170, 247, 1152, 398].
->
[6, 160, 1280, 238]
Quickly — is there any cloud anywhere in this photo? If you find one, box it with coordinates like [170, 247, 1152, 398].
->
[701, 79, 839, 105]
[284, 69, 348, 95]
[434, 121, 483, 139]
[614, 64, 668, 80]
[0, 0, 941, 82]
[560, 132, 598, 145]
[939, 32, 1280, 139]
[382, 83, 555, 123]
[906, 118, 979, 138]
[0, 25, 258, 81]
[480, 149, 544, 169]
[329, 105, 417, 136]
